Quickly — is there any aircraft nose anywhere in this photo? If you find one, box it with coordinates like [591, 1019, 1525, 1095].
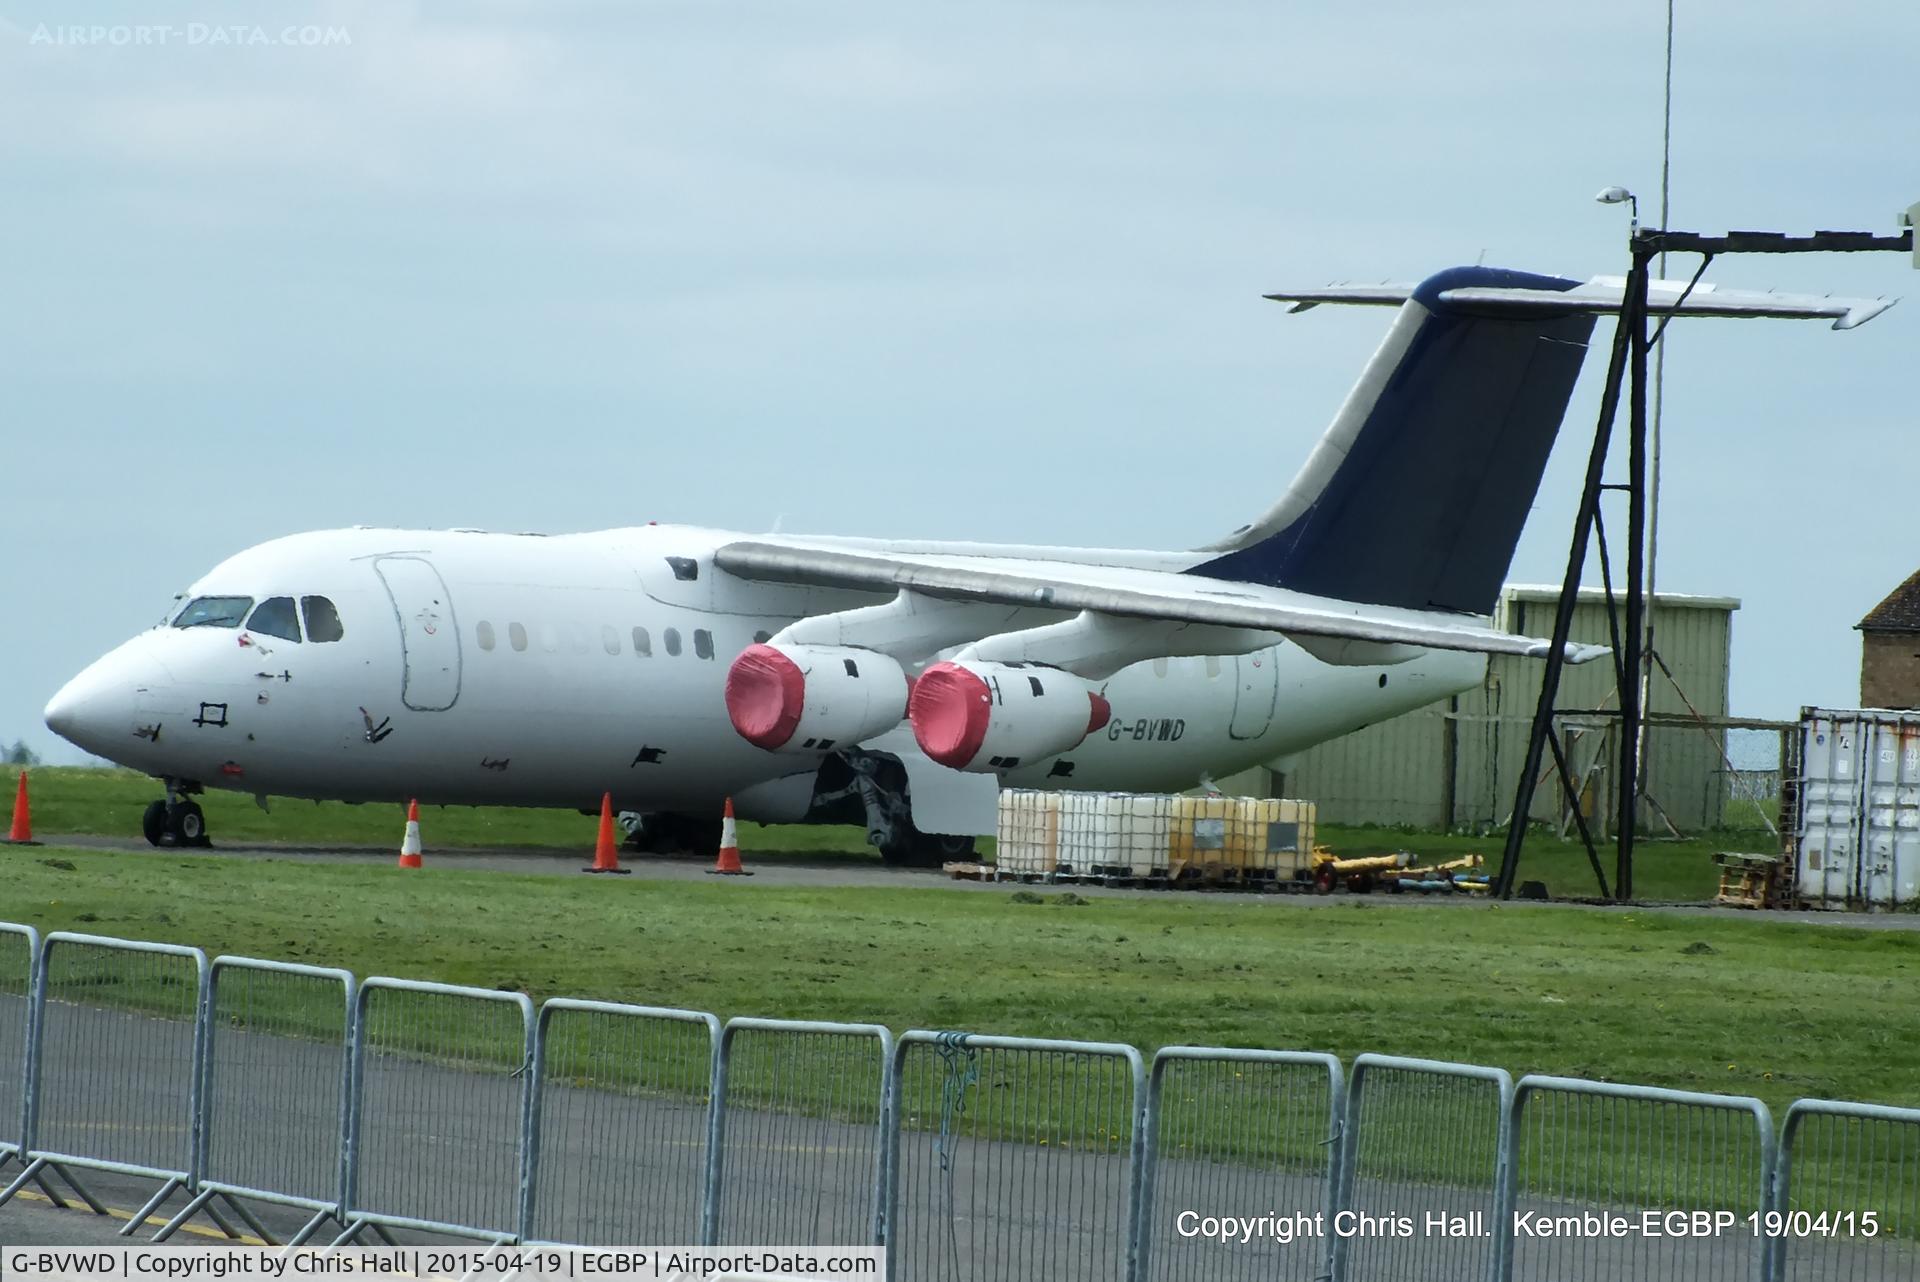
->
[45, 638, 173, 757]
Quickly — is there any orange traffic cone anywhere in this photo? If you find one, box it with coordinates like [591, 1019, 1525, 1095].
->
[397, 799, 423, 868]
[708, 798, 752, 876]
[583, 793, 630, 875]
[6, 771, 37, 845]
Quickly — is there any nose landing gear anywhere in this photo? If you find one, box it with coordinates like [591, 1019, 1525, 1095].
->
[141, 779, 211, 848]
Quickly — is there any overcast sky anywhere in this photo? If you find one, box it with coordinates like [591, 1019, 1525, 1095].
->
[3, 0, 1914, 765]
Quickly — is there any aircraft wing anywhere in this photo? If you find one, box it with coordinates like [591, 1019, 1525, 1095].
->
[1269, 275, 1896, 330]
[713, 538, 1610, 664]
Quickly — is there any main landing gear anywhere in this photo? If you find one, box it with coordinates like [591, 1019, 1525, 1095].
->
[141, 779, 212, 848]
[817, 750, 976, 868]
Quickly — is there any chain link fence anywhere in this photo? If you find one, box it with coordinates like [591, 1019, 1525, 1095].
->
[523, 1000, 718, 1246]
[0, 932, 209, 1232]
[338, 978, 534, 1245]
[155, 956, 355, 1245]
[1334, 1054, 1513, 1282]
[0, 920, 1911, 1281]
[0, 923, 38, 1170]
[1502, 1076, 1775, 1282]
[1775, 1100, 1920, 1282]
[886, 1031, 1145, 1281]
[711, 1018, 891, 1248]
[1135, 1047, 1344, 1282]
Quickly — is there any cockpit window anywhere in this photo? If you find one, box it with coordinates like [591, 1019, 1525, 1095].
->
[247, 597, 302, 643]
[302, 596, 345, 643]
[173, 596, 253, 629]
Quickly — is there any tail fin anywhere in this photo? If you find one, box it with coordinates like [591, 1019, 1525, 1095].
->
[1194, 266, 1596, 615]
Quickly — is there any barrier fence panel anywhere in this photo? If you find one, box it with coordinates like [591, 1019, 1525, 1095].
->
[886, 1031, 1145, 1282]
[1774, 1099, 1920, 1282]
[337, 977, 534, 1245]
[1499, 1076, 1774, 1282]
[523, 1000, 720, 1246]
[1333, 1054, 1511, 1282]
[0, 923, 39, 1169]
[153, 957, 356, 1245]
[1135, 1047, 1345, 1282]
[709, 1018, 891, 1249]
[0, 932, 210, 1233]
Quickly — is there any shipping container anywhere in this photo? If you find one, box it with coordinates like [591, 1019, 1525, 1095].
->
[1792, 707, 1920, 910]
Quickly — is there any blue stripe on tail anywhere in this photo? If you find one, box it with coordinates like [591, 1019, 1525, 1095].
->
[1193, 266, 1595, 615]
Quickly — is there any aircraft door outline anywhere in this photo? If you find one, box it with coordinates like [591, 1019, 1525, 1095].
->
[374, 556, 462, 712]
[1228, 649, 1278, 740]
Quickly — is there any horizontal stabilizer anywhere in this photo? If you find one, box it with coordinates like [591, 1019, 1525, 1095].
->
[1268, 275, 1896, 330]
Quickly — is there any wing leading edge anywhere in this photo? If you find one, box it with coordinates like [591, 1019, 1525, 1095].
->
[714, 539, 1609, 664]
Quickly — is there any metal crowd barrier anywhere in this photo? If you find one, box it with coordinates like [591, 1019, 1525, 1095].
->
[334, 977, 534, 1246]
[1773, 1099, 1920, 1282]
[1333, 1054, 1513, 1282]
[154, 957, 356, 1245]
[1501, 1076, 1775, 1282]
[0, 919, 1917, 1280]
[522, 999, 720, 1246]
[710, 1018, 892, 1248]
[0, 922, 38, 1173]
[885, 1031, 1146, 1282]
[1135, 1047, 1346, 1282]
[0, 932, 214, 1235]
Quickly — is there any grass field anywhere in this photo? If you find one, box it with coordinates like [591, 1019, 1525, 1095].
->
[0, 841, 1912, 1120]
[9, 766, 1754, 899]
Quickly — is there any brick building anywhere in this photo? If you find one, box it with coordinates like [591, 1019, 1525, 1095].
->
[1857, 570, 1920, 709]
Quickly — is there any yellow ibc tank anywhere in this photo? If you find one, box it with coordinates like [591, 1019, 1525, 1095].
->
[1169, 795, 1317, 880]
[1245, 798, 1317, 879]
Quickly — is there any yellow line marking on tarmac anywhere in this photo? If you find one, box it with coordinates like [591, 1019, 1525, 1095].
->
[14, 1187, 269, 1245]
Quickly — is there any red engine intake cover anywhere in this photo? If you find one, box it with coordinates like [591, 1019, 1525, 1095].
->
[908, 661, 993, 769]
[724, 644, 806, 750]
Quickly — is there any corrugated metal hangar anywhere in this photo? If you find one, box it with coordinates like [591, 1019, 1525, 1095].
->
[1266, 585, 1737, 833]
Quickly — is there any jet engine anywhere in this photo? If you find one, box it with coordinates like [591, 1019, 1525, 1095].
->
[908, 660, 1111, 772]
[724, 643, 910, 752]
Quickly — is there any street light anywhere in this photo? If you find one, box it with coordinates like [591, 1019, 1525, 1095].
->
[1595, 185, 1639, 233]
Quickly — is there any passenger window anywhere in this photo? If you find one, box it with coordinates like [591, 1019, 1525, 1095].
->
[1205, 656, 1222, 679]
[694, 629, 714, 660]
[246, 597, 302, 643]
[477, 621, 496, 652]
[602, 625, 620, 655]
[632, 627, 651, 657]
[540, 623, 559, 653]
[509, 622, 528, 652]
[1152, 657, 1169, 679]
[301, 596, 345, 643]
[664, 628, 682, 657]
[174, 596, 253, 629]
[568, 624, 589, 655]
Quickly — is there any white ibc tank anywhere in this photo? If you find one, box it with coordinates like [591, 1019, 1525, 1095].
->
[995, 791, 1062, 875]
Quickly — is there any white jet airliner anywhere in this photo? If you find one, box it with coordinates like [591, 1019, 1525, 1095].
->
[44, 267, 1890, 862]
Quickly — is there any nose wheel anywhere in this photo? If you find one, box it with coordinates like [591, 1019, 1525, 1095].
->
[142, 783, 211, 848]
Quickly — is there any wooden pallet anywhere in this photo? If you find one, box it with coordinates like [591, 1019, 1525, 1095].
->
[1713, 851, 1785, 909]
